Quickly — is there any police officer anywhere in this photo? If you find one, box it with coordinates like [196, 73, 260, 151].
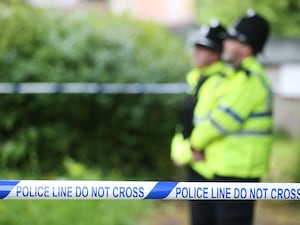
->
[190, 10, 272, 225]
[171, 21, 228, 225]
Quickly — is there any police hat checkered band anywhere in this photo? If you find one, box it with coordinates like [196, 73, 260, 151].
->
[228, 27, 247, 43]
[194, 36, 220, 50]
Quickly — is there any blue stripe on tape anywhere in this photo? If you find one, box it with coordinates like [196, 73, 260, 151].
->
[0, 180, 20, 199]
[145, 182, 178, 199]
[54, 84, 63, 93]
[13, 83, 21, 94]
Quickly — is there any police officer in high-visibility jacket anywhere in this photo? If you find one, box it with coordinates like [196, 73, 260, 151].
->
[171, 21, 228, 225]
[190, 10, 272, 225]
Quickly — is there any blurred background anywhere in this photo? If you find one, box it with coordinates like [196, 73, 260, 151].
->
[0, 0, 299, 224]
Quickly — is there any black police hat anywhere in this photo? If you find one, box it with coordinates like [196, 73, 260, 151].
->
[227, 9, 270, 53]
[194, 20, 227, 53]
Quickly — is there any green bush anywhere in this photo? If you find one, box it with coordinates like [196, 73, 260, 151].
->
[0, 4, 189, 178]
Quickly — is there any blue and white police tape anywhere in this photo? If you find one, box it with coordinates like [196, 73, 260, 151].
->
[0, 83, 190, 94]
[1, 180, 300, 200]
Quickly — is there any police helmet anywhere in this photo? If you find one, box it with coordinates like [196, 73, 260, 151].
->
[194, 20, 227, 53]
[227, 9, 270, 53]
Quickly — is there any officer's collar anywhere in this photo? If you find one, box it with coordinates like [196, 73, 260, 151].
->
[203, 60, 226, 77]
[236, 56, 257, 71]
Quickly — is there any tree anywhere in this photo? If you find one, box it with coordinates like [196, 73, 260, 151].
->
[195, 0, 300, 37]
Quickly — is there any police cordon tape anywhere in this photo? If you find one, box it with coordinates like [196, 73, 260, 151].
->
[0, 83, 190, 94]
[1, 180, 300, 200]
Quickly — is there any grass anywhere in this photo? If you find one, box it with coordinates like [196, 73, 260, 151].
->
[0, 199, 152, 225]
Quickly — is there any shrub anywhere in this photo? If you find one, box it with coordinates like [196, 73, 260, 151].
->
[0, 4, 189, 178]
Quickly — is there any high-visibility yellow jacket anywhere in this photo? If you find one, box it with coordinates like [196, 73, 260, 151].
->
[171, 61, 227, 179]
[190, 56, 273, 178]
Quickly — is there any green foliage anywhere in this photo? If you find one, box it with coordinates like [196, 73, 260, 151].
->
[195, 0, 300, 37]
[264, 138, 300, 183]
[273, 129, 300, 184]
[294, 142, 300, 183]
[0, 5, 189, 177]
[273, 127, 291, 140]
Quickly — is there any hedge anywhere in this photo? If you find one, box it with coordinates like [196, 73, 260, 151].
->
[0, 4, 190, 178]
